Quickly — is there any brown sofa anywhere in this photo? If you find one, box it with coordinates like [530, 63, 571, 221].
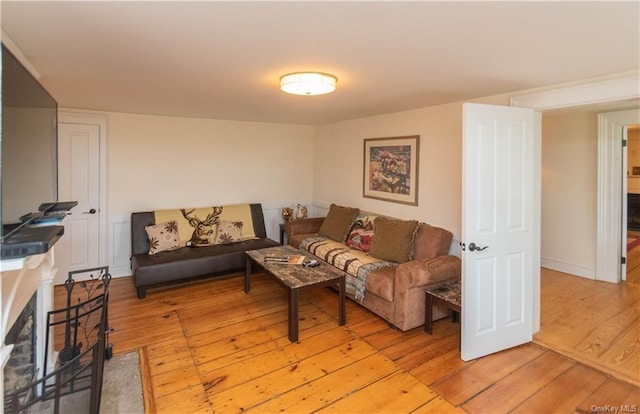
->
[285, 205, 461, 331]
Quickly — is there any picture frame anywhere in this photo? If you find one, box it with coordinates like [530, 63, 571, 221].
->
[363, 135, 419, 206]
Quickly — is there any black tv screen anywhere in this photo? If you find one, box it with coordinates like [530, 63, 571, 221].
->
[1, 44, 58, 233]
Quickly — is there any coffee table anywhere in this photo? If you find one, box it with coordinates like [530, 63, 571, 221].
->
[245, 245, 346, 342]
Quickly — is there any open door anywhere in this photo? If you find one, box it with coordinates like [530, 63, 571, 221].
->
[461, 103, 539, 361]
[621, 126, 628, 281]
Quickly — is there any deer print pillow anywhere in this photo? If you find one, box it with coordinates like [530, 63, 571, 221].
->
[215, 221, 243, 244]
[145, 221, 182, 255]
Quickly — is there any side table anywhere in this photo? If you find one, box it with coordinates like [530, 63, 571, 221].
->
[424, 280, 461, 335]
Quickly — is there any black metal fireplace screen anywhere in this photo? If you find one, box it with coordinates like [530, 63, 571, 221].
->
[4, 266, 112, 414]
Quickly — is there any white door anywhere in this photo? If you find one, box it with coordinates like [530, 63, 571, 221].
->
[621, 126, 628, 281]
[55, 123, 101, 284]
[461, 103, 538, 361]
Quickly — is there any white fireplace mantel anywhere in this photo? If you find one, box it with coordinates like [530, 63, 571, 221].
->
[1, 249, 57, 411]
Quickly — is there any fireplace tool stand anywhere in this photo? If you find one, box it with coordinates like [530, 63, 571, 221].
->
[4, 266, 112, 414]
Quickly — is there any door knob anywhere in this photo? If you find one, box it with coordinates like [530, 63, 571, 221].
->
[468, 242, 488, 252]
[83, 208, 97, 214]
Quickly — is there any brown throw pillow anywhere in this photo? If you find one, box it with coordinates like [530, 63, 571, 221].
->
[370, 217, 419, 263]
[317, 204, 359, 242]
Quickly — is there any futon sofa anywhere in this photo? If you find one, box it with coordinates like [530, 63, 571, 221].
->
[285, 204, 461, 331]
[131, 203, 279, 299]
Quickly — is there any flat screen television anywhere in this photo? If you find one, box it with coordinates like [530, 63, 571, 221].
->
[1, 44, 58, 238]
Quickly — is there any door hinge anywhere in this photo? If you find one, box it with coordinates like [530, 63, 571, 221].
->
[622, 256, 626, 265]
[623, 139, 628, 147]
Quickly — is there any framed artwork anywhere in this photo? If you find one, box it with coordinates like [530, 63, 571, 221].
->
[363, 135, 419, 206]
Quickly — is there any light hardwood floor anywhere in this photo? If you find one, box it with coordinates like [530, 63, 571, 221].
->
[54, 270, 640, 413]
[534, 268, 640, 387]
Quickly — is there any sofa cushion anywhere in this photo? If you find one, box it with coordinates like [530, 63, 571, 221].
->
[413, 223, 453, 259]
[145, 221, 182, 255]
[365, 266, 395, 302]
[345, 216, 376, 253]
[215, 220, 243, 244]
[370, 217, 419, 263]
[317, 204, 359, 242]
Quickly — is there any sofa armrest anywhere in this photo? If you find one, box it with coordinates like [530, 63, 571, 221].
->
[391, 255, 461, 330]
[284, 217, 325, 237]
[395, 255, 461, 292]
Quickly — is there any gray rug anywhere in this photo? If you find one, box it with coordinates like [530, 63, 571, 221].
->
[24, 350, 144, 414]
[100, 350, 145, 414]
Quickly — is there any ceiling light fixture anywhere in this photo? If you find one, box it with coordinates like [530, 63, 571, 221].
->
[280, 72, 337, 96]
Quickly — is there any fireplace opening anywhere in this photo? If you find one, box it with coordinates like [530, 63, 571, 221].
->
[629, 193, 640, 231]
[3, 292, 37, 406]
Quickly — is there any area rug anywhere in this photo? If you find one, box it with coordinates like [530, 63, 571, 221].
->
[100, 349, 145, 414]
[628, 237, 640, 252]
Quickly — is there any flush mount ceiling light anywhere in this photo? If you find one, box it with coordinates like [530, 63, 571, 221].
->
[280, 72, 337, 96]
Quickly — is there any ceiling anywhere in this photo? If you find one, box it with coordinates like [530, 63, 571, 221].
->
[1, 1, 639, 125]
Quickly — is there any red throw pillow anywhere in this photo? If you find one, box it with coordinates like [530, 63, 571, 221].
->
[345, 216, 376, 253]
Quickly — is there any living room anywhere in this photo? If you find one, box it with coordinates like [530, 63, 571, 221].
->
[1, 1, 639, 412]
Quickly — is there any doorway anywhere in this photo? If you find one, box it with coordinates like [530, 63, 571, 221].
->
[55, 112, 108, 285]
[625, 124, 640, 284]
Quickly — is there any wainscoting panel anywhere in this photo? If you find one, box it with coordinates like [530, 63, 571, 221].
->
[109, 216, 132, 278]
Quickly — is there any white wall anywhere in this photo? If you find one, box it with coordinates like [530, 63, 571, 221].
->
[313, 102, 463, 242]
[105, 112, 315, 275]
[80, 84, 632, 278]
[540, 111, 598, 278]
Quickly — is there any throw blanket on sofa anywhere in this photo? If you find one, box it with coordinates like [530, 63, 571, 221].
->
[300, 236, 396, 302]
[154, 204, 257, 244]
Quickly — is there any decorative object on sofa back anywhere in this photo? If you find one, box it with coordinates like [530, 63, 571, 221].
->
[317, 204, 359, 242]
[281, 207, 293, 222]
[295, 204, 308, 220]
[181, 207, 223, 246]
[145, 220, 182, 255]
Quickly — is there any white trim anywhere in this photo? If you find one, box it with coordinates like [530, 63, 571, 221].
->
[511, 76, 640, 285]
[532, 111, 542, 333]
[510, 76, 640, 111]
[598, 110, 640, 283]
[541, 257, 596, 280]
[1, 30, 41, 79]
[57, 110, 109, 271]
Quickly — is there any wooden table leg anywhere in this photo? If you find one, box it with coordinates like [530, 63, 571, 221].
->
[338, 276, 346, 326]
[424, 292, 433, 334]
[288, 288, 299, 342]
[244, 256, 251, 293]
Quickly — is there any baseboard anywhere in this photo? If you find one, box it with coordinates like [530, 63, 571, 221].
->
[110, 265, 131, 278]
[541, 257, 595, 280]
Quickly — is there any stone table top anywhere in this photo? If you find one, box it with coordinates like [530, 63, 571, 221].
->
[246, 246, 345, 289]
[425, 280, 461, 308]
